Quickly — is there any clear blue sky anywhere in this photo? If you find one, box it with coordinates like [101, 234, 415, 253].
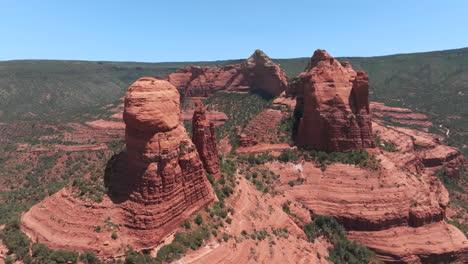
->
[1, 0, 467, 62]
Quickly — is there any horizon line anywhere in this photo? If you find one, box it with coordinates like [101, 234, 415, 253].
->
[1, 46, 467, 64]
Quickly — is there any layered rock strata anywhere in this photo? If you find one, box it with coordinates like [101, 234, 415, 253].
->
[191, 100, 221, 180]
[370, 102, 433, 129]
[267, 155, 467, 263]
[118, 78, 215, 246]
[167, 49, 288, 98]
[292, 50, 375, 152]
[373, 121, 466, 179]
[21, 77, 214, 254]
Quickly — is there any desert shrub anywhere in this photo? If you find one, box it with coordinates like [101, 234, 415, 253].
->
[288, 177, 305, 187]
[173, 226, 211, 250]
[0, 221, 32, 262]
[182, 220, 191, 230]
[49, 250, 79, 264]
[329, 238, 377, 264]
[30, 243, 78, 264]
[374, 134, 398, 152]
[156, 244, 185, 263]
[72, 178, 105, 203]
[5, 256, 14, 264]
[303, 149, 380, 171]
[238, 153, 276, 165]
[303, 215, 345, 242]
[195, 214, 203, 225]
[0, 220, 81, 264]
[125, 249, 159, 264]
[303, 215, 379, 264]
[250, 229, 268, 240]
[243, 167, 279, 194]
[278, 149, 300, 163]
[79, 251, 100, 263]
[272, 228, 289, 238]
[202, 90, 272, 150]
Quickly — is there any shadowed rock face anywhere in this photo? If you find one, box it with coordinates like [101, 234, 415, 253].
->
[192, 100, 221, 180]
[167, 49, 288, 98]
[292, 50, 375, 152]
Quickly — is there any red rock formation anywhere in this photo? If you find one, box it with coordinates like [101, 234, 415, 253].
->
[238, 133, 259, 147]
[118, 78, 214, 247]
[267, 151, 467, 263]
[21, 77, 215, 254]
[167, 50, 288, 98]
[370, 102, 433, 129]
[293, 49, 375, 152]
[373, 120, 465, 179]
[192, 100, 221, 180]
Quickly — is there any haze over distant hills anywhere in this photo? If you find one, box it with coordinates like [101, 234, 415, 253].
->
[0, 47, 467, 154]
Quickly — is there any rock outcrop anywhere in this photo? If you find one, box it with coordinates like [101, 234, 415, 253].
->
[238, 133, 259, 147]
[167, 49, 288, 98]
[192, 100, 221, 180]
[267, 148, 467, 263]
[21, 77, 214, 254]
[370, 102, 433, 130]
[292, 50, 375, 152]
[114, 78, 215, 247]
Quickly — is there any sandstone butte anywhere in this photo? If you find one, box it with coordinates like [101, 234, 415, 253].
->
[291, 49, 375, 152]
[20, 77, 214, 255]
[192, 100, 221, 180]
[166, 49, 288, 98]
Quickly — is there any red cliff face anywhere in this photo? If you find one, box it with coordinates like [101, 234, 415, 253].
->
[120, 78, 214, 246]
[192, 100, 221, 180]
[293, 50, 375, 152]
[167, 50, 288, 98]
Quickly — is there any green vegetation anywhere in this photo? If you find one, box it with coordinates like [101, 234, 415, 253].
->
[276, 108, 302, 144]
[195, 214, 203, 225]
[156, 244, 185, 263]
[72, 177, 106, 203]
[0, 221, 32, 263]
[272, 228, 289, 239]
[0, 147, 112, 225]
[281, 201, 298, 219]
[203, 90, 273, 149]
[31, 243, 79, 264]
[278, 149, 300, 163]
[0, 179, 67, 225]
[435, 167, 468, 232]
[241, 166, 280, 194]
[288, 177, 305, 187]
[303, 215, 380, 264]
[0, 220, 85, 264]
[237, 153, 276, 165]
[302, 149, 380, 171]
[374, 134, 398, 152]
[124, 249, 160, 264]
[0, 59, 239, 122]
[79, 251, 100, 264]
